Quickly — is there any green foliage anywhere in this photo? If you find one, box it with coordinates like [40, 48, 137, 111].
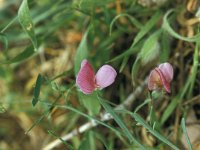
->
[131, 29, 161, 82]
[109, 11, 162, 63]
[0, 0, 199, 149]
[2, 45, 35, 64]
[162, 10, 200, 42]
[18, 0, 37, 50]
[74, 29, 89, 75]
[48, 130, 75, 150]
[78, 91, 101, 115]
[132, 113, 179, 150]
[181, 118, 193, 150]
[97, 94, 146, 149]
[32, 74, 43, 106]
[0, 33, 8, 51]
[161, 43, 199, 125]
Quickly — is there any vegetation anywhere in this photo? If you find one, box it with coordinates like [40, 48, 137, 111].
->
[0, 0, 199, 149]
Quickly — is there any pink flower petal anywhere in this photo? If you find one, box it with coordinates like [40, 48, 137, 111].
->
[148, 68, 162, 91]
[95, 65, 117, 89]
[81, 59, 87, 68]
[155, 68, 171, 93]
[158, 62, 173, 82]
[76, 60, 96, 94]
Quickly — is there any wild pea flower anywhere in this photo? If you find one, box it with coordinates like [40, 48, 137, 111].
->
[148, 62, 173, 93]
[76, 59, 117, 94]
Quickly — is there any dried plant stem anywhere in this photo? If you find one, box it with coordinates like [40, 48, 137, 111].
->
[42, 80, 147, 150]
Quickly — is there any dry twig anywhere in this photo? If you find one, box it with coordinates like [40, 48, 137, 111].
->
[42, 79, 147, 150]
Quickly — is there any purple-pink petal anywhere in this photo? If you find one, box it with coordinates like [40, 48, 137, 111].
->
[155, 68, 171, 93]
[95, 65, 117, 89]
[76, 60, 96, 94]
[81, 59, 87, 68]
[148, 62, 173, 93]
[148, 68, 162, 91]
[158, 62, 173, 82]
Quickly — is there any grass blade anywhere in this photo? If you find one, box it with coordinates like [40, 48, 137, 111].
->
[181, 118, 193, 150]
[74, 28, 89, 75]
[162, 10, 200, 42]
[26, 94, 62, 134]
[1, 45, 35, 64]
[48, 130, 75, 150]
[132, 113, 179, 150]
[188, 43, 199, 97]
[109, 11, 162, 62]
[109, 13, 142, 35]
[41, 101, 124, 138]
[97, 95, 146, 149]
[32, 74, 43, 106]
[0, 33, 8, 51]
[161, 43, 199, 125]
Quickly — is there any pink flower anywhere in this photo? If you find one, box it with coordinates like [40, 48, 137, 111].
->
[76, 59, 117, 94]
[148, 62, 173, 93]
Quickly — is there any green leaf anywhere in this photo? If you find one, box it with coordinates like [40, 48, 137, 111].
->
[0, 33, 8, 51]
[32, 74, 43, 106]
[109, 11, 162, 62]
[109, 13, 142, 35]
[188, 43, 199, 97]
[78, 132, 90, 150]
[26, 94, 62, 134]
[181, 118, 193, 150]
[162, 10, 200, 42]
[161, 43, 199, 125]
[97, 95, 146, 149]
[48, 130, 74, 150]
[132, 11, 162, 47]
[18, 0, 37, 50]
[132, 113, 179, 150]
[79, 91, 101, 115]
[139, 30, 161, 64]
[41, 101, 123, 137]
[1, 45, 35, 64]
[131, 30, 161, 83]
[74, 29, 89, 75]
[160, 32, 170, 62]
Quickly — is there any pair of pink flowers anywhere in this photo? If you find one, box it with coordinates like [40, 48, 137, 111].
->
[76, 60, 173, 94]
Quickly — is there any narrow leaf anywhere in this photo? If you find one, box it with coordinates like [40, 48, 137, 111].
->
[1, 45, 35, 64]
[162, 10, 200, 42]
[26, 94, 62, 134]
[41, 101, 123, 137]
[132, 113, 179, 150]
[132, 11, 162, 47]
[181, 118, 193, 150]
[32, 74, 43, 106]
[109, 11, 162, 62]
[97, 95, 146, 149]
[48, 130, 74, 150]
[74, 29, 89, 75]
[109, 13, 142, 35]
[160, 43, 198, 125]
[18, 0, 37, 50]
[0, 33, 8, 51]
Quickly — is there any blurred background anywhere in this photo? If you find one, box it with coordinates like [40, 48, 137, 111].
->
[0, 0, 200, 150]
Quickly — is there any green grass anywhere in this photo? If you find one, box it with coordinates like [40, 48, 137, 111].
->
[0, 0, 199, 149]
